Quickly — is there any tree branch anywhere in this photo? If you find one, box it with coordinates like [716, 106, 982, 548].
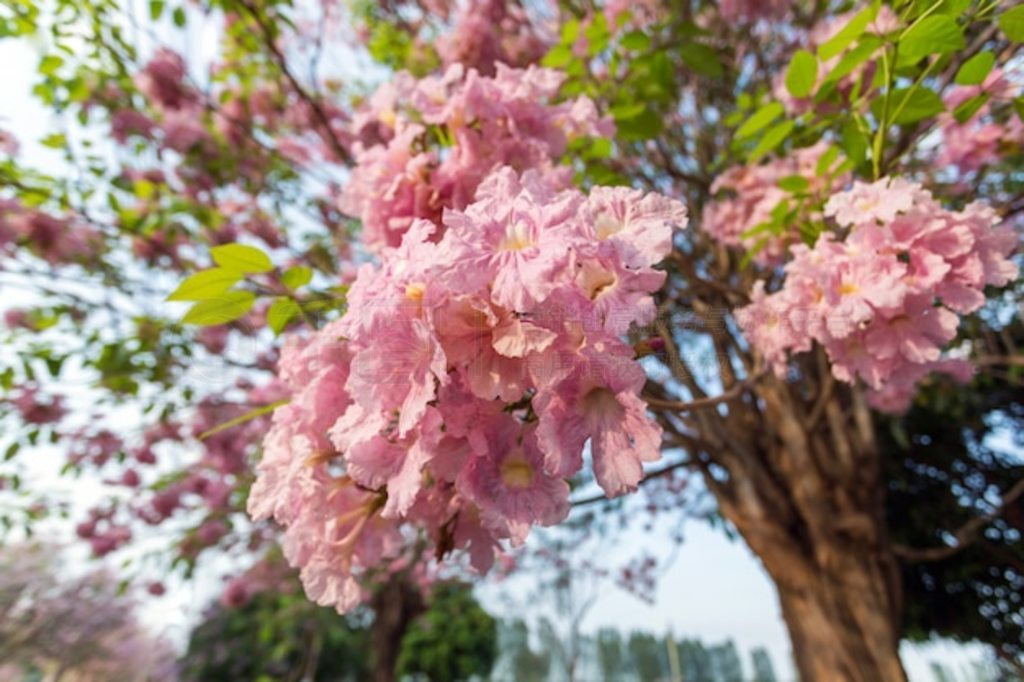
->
[893, 477, 1024, 563]
[570, 459, 697, 508]
[236, 0, 352, 165]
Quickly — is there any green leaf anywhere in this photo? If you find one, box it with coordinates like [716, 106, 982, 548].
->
[736, 102, 784, 139]
[954, 51, 995, 86]
[610, 102, 646, 121]
[211, 243, 273, 274]
[818, 4, 878, 61]
[182, 291, 254, 326]
[39, 133, 66, 149]
[616, 108, 662, 140]
[267, 298, 300, 335]
[822, 36, 880, 86]
[816, 145, 841, 176]
[167, 268, 242, 301]
[542, 44, 573, 68]
[750, 120, 795, 160]
[998, 5, 1024, 42]
[1014, 97, 1024, 121]
[679, 43, 723, 78]
[38, 54, 63, 75]
[620, 30, 650, 51]
[953, 92, 990, 124]
[778, 175, 810, 192]
[281, 266, 313, 289]
[172, 6, 186, 27]
[874, 87, 944, 125]
[149, 0, 165, 20]
[785, 50, 818, 98]
[900, 15, 964, 62]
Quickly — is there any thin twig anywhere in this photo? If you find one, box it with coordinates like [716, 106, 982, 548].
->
[236, 0, 351, 164]
[893, 477, 1024, 563]
[570, 459, 698, 508]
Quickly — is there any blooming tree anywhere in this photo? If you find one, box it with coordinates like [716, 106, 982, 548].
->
[1, 0, 1023, 680]
[0, 542, 177, 681]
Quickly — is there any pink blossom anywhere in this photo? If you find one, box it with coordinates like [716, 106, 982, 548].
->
[459, 421, 570, 544]
[248, 164, 685, 611]
[738, 178, 1017, 412]
[535, 339, 662, 496]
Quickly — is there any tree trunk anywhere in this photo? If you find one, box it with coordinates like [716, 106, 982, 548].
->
[368, 572, 425, 682]
[679, 367, 908, 682]
[737, 516, 907, 682]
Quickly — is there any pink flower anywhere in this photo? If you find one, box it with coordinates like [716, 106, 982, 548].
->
[579, 186, 685, 267]
[441, 168, 579, 311]
[864, 297, 959, 364]
[738, 177, 1017, 413]
[249, 160, 684, 611]
[458, 421, 570, 543]
[824, 177, 922, 228]
[535, 340, 662, 496]
[346, 316, 447, 436]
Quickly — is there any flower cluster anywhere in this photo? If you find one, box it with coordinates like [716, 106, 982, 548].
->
[342, 64, 612, 252]
[716, 0, 789, 24]
[437, 0, 549, 75]
[936, 69, 1024, 175]
[249, 167, 686, 611]
[0, 200, 101, 265]
[701, 142, 846, 264]
[737, 178, 1018, 412]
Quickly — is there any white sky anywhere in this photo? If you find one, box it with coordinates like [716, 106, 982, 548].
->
[0, 22, 1000, 682]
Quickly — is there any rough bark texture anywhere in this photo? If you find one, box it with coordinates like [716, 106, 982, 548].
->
[368, 573, 425, 682]
[706, 375, 905, 681]
[653, 308, 909, 681]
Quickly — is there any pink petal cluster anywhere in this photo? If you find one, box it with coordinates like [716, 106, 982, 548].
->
[342, 64, 613, 252]
[249, 167, 686, 611]
[0, 200, 102, 265]
[437, 0, 549, 75]
[717, 0, 789, 23]
[737, 177, 1018, 412]
[935, 70, 1024, 174]
[701, 142, 846, 265]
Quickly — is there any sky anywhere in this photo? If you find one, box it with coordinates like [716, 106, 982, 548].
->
[0, 16, 1003, 682]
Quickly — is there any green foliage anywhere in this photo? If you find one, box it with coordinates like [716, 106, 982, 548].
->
[818, 4, 879, 61]
[267, 297, 300, 334]
[211, 243, 274, 274]
[181, 291, 255, 326]
[396, 582, 497, 682]
[871, 87, 944, 125]
[784, 50, 818, 99]
[881, 317, 1024, 667]
[997, 5, 1024, 42]
[180, 589, 371, 682]
[166, 268, 242, 302]
[953, 51, 995, 86]
[898, 15, 964, 63]
[736, 103, 784, 140]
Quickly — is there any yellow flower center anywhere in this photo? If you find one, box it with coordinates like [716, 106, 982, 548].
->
[500, 452, 534, 489]
[405, 282, 426, 301]
[499, 221, 534, 251]
[576, 261, 617, 300]
[594, 214, 623, 240]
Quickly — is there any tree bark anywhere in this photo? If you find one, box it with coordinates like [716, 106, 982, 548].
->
[736, 514, 907, 682]
[675, 365, 908, 681]
[368, 572, 425, 682]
